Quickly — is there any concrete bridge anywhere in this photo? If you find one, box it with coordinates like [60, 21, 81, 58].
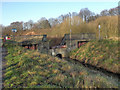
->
[12, 33, 96, 58]
[12, 35, 47, 50]
[50, 33, 96, 58]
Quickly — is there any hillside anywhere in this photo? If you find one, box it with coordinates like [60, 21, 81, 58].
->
[69, 39, 120, 74]
[3, 41, 120, 88]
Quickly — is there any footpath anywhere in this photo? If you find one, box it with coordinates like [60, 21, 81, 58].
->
[0, 46, 7, 89]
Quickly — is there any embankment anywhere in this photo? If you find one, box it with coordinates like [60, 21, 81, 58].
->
[70, 39, 120, 74]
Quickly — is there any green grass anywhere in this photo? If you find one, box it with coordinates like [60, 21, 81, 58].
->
[70, 39, 120, 74]
[3, 40, 120, 88]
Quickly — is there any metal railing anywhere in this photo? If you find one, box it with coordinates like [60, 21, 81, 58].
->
[60, 33, 96, 45]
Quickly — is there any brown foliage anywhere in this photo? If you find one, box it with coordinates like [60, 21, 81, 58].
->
[6, 16, 118, 39]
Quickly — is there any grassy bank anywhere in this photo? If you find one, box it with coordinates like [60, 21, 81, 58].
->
[3, 41, 119, 88]
[70, 39, 120, 74]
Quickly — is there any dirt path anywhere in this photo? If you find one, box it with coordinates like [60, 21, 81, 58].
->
[0, 47, 2, 89]
[1, 47, 8, 88]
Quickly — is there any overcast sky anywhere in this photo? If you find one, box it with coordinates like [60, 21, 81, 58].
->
[1, 0, 119, 26]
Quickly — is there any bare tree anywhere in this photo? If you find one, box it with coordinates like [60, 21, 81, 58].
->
[49, 18, 57, 27]
[0, 24, 3, 35]
[28, 20, 34, 29]
[23, 22, 28, 30]
[109, 7, 119, 16]
[2, 25, 12, 36]
[37, 17, 51, 29]
[100, 9, 109, 16]
[23, 20, 34, 30]
[10, 21, 23, 31]
[79, 8, 94, 22]
[57, 15, 64, 24]
[72, 12, 78, 17]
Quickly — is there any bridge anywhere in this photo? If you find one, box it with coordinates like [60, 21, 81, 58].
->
[11, 35, 47, 50]
[10, 33, 96, 58]
[50, 33, 96, 58]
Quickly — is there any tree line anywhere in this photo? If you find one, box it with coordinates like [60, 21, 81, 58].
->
[1, 6, 119, 36]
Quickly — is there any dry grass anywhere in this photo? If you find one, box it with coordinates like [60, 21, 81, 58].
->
[3, 41, 120, 88]
[14, 16, 118, 40]
[70, 39, 120, 74]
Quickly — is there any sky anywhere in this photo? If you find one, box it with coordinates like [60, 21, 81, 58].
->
[1, 1, 119, 26]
